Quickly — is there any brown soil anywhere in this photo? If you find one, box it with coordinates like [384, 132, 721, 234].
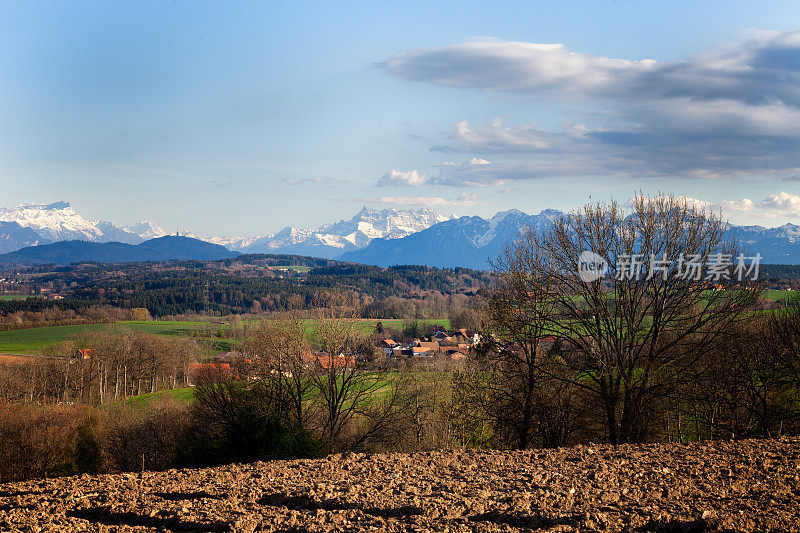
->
[1, 437, 798, 532]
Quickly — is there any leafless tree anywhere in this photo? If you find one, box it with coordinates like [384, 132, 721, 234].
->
[494, 194, 761, 444]
[310, 294, 399, 454]
[241, 313, 317, 437]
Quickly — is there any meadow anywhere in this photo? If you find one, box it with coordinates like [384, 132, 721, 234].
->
[0, 318, 451, 354]
[0, 293, 35, 301]
[123, 386, 196, 408]
[0, 320, 217, 354]
[765, 289, 797, 302]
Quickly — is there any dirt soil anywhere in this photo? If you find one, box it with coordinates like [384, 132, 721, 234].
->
[1, 437, 799, 532]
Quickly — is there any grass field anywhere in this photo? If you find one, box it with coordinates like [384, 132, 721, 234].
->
[0, 294, 35, 301]
[0, 320, 216, 354]
[0, 318, 451, 355]
[299, 318, 450, 335]
[765, 289, 797, 302]
[123, 387, 195, 408]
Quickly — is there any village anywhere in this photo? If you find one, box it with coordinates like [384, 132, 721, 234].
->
[200, 324, 487, 383]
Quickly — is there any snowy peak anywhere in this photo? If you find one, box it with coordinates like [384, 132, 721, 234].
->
[0, 201, 103, 241]
[323, 207, 448, 238]
[93, 221, 143, 245]
[124, 220, 168, 241]
[238, 207, 450, 256]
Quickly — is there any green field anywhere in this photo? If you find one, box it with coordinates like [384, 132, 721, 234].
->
[0, 318, 451, 355]
[123, 386, 195, 408]
[0, 320, 217, 354]
[764, 289, 797, 302]
[299, 318, 449, 334]
[0, 294, 35, 301]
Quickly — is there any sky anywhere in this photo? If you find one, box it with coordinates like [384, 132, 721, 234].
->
[4, 1, 800, 235]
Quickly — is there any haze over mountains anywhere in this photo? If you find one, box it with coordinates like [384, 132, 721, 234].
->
[2, 201, 800, 267]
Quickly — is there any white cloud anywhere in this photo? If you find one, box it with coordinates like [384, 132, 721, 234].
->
[210, 179, 232, 189]
[623, 192, 800, 221]
[720, 192, 800, 217]
[382, 39, 657, 96]
[457, 192, 478, 203]
[468, 157, 491, 165]
[361, 195, 478, 206]
[452, 119, 554, 151]
[632, 194, 712, 209]
[381, 31, 800, 182]
[377, 169, 430, 187]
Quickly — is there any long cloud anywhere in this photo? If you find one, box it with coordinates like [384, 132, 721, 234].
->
[360, 193, 478, 206]
[380, 31, 800, 185]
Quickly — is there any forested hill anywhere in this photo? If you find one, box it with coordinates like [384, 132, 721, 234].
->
[1, 254, 491, 317]
[0, 236, 238, 265]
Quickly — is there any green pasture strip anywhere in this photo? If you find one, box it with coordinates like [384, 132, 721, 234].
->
[0, 318, 451, 355]
[121, 387, 195, 408]
[764, 289, 796, 302]
[295, 318, 449, 342]
[0, 320, 214, 354]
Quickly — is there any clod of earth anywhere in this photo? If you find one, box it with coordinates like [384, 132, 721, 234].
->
[1, 437, 799, 532]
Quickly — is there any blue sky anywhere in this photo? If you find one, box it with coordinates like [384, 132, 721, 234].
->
[4, 1, 800, 235]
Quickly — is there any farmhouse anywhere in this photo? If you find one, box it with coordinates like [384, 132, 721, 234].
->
[377, 327, 482, 362]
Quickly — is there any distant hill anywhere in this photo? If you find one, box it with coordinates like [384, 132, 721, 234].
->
[0, 236, 239, 265]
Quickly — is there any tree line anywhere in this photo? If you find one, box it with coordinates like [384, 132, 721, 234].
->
[0, 327, 201, 405]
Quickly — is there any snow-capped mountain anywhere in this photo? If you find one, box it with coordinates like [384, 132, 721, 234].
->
[342, 209, 558, 269]
[94, 221, 143, 245]
[203, 235, 262, 250]
[0, 202, 147, 250]
[0, 202, 107, 242]
[236, 207, 450, 258]
[7, 201, 800, 266]
[0, 203, 449, 257]
[343, 209, 800, 269]
[124, 220, 168, 241]
[725, 223, 800, 263]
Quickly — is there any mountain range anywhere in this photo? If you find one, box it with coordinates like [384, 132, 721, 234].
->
[2, 201, 800, 268]
[344, 209, 800, 269]
[226, 207, 449, 258]
[0, 202, 448, 259]
[341, 209, 562, 269]
[0, 202, 162, 248]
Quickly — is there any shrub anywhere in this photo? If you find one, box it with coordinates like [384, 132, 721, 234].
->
[177, 381, 320, 467]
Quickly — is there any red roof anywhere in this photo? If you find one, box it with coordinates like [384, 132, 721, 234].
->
[305, 353, 356, 369]
[190, 362, 231, 371]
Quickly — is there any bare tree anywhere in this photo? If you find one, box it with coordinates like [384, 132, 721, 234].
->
[241, 313, 317, 439]
[310, 294, 399, 454]
[475, 245, 584, 449]
[495, 194, 761, 444]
